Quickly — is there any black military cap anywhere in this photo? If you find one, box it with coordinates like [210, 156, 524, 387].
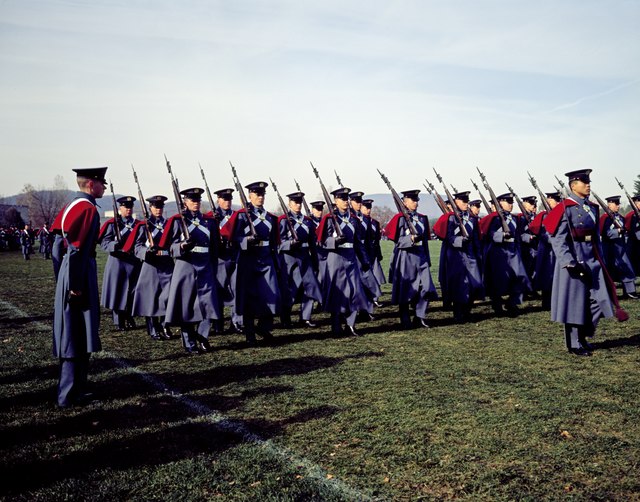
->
[469, 199, 482, 207]
[497, 192, 514, 203]
[545, 192, 562, 202]
[180, 187, 204, 201]
[331, 187, 351, 199]
[401, 190, 420, 201]
[245, 181, 268, 194]
[117, 196, 136, 208]
[453, 191, 470, 202]
[310, 200, 325, 209]
[146, 195, 168, 207]
[214, 188, 234, 200]
[632, 195, 640, 202]
[286, 191, 305, 201]
[349, 191, 364, 201]
[565, 169, 592, 183]
[72, 167, 108, 184]
[605, 195, 622, 204]
[522, 195, 537, 205]
[362, 199, 374, 209]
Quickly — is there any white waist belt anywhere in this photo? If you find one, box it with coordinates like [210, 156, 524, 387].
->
[338, 242, 354, 248]
[255, 241, 270, 247]
[156, 250, 170, 256]
[192, 246, 209, 253]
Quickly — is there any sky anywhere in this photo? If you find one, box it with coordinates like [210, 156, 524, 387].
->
[1, 0, 639, 212]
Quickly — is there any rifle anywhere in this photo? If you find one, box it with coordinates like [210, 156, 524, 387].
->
[310, 162, 343, 239]
[527, 171, 552, 212]
[334, 170, 344, 188]
[230, 161, 257, 238]
[424, 178, 448, 214]
[164, 154, 190, 240]
[591, 191, 625, 232]
[476, 167, 512, 237]
[131, 164, 154, 247]
[270, 178, 299, 244]
[615, 177, 640, 220]
[199, 163, 217, 213]
[433, 168, 468, 238]
[505, 182, 532, 223]
[379, 169, 417, 236]
[294, 178, 312, 217]
[470, 178, 492, 214]
[109, 179, 122, 241]
[554, 175, 570, 198]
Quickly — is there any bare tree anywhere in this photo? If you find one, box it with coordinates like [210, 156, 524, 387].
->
[17, 176, 72, 227]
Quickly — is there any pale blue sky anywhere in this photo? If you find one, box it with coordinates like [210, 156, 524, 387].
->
[1, 0, 639, 209]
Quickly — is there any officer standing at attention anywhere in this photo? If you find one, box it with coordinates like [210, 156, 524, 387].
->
[160, 188, 221, 353]
[20, 223, 34, 260]
[99, 196, 142, 330]
[316, 187, 371, 336]
[38, 222, 52, 259]
[600, 195, 638, 299]
[383, 189, 438, 329]
[214, 188, 243, 334]
[221, 181, 281, 346]
[52, 167, 107, 407]
[129, 195, 175, 341]
[543, 169, 626, 356]
[277, 191, 322, 328]
[479, 192, 531, 316]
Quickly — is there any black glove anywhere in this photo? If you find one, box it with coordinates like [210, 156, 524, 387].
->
[503, 231, 513, 241]
[181, 238, 195, 251]
[290, 240, 302, 250]
[566, 261, 587, 278]
[247, 235, 260, 246]
[335, 235, 347, 246]
[361, 262, 371, 272]
[412, 233, 423, 243]
[113, 240, 124, 251]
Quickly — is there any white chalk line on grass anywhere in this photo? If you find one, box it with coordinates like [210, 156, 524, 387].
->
[0, 299, 372, 501]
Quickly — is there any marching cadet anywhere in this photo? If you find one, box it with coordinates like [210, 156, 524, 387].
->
[221, 181, 281, 346]
[479, 192, 531, 316]
[38, 222, 52, 259]
[214, 188, 243, 334]
[310, 200, 327, 289]
[129, 195, 174, 341]
[625, 195, 640, 276]
[543, 169, 627, 356]
[433, 191, 484, 323]
[469, 200, 482, 219]
[19, 223, 34, 260]
[99, 196, 142, 330]
[160, 188, 221, 353]
[316, 187, 371, 336]
[518, 195, 539, 288]
[600, 195, 638, 299]
[361, 199, 386, 304]
[383, 189, 438, 329]
[277, 191, 322, 328]
[53, 167, 107, 407]
[529, 192, 562, 309]
[349, 191, 380, 316]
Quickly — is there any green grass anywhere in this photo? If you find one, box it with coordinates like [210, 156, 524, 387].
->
[1, 244, 640, 501]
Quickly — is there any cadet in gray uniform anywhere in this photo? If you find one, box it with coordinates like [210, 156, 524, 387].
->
[130, 195, 175, 341]
[543, 169, 626, 356]
[52, 167, 107, 407]
[99, 196, 142, 330]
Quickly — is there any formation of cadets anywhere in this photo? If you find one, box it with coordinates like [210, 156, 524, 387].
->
[48, 164, 638, 407]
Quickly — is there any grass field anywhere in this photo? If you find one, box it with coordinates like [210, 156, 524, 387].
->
[1, 242, 640, 501]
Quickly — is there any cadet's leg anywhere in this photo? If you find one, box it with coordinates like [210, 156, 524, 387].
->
[300, 298, 315, 324]
[414, 297, 430, 328]
[244, 314, 257, 346]
[257, 315, 274, 340]
[145, 317, 160, 340]
[399, 303, 411, 329]
[180, 323, 198, 353]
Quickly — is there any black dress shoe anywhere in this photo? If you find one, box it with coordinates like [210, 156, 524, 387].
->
[159, 328, 172, 341]
[346, 325, 360, 337]
[414, 317, 430, 328]
[230, 322, 244, 334]
[257, 330, 274, 340]
[582, 341, 595, 351]
[150, 333, 162, 341]
[196, 338, 212, 353]
[373, 300, 383, 308]
[301, 320, 317, 328]
[125, 319, 137, 330]
[568, 347, 592, 357]
[623, 292, 639, 300]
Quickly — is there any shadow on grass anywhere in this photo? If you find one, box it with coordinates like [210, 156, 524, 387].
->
[0, 313, 54, 326]
[592, 333, 640, 350]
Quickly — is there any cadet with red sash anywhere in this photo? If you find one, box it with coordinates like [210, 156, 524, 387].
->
[361, 198, 386, 302]
[98, 196, 142, 330]
[53, 167, 107, 407]
[625, 195, 640, 276]
[432, 191, 484, 323]
[600, 195, 638, 299]
[517, 195, 539, 289]
[384, 189, 437, 329]
[543, 169, 627, 356]
[129, 195, 174, 341]
[310, 200, 327, 290]
[277, 191, 322, 328]
[221, 181, 281, 346]
[479, 192, 531, 316]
